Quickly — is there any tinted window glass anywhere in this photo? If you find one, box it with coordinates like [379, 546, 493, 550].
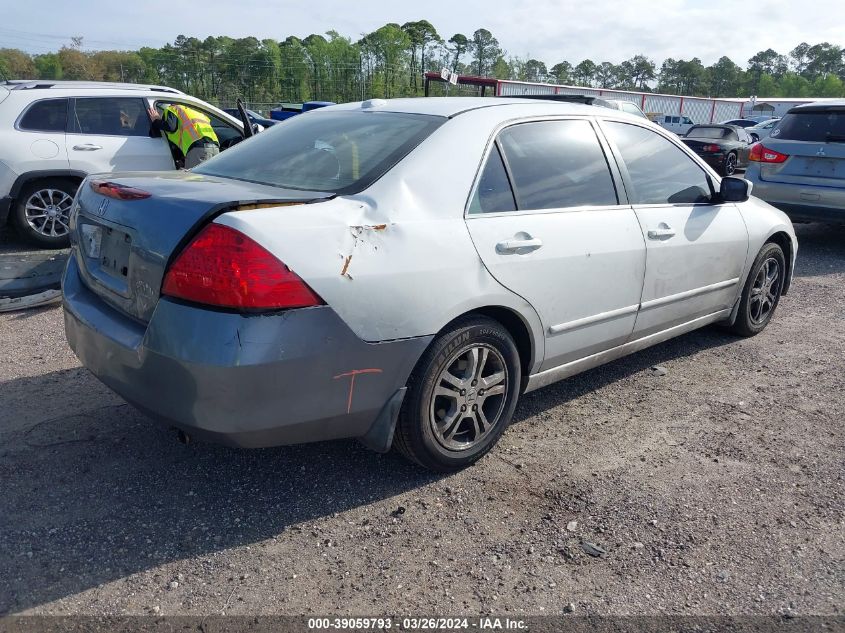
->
[497, 120, 617, 210]
[19, 99, 67, 132]
[195, 111, 444, 194]
[605, 122, 713, 205]
[772, 110, 845, 142]
[468, 145, 516, 214]
[686, 127, 729, 139]
[72, 98, 148, 136]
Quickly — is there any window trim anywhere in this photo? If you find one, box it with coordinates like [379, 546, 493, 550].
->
[464, 115, 628, 218]
[14, 97, 70, 133]
[595, 117, 721, 208]
[68, 96, 152, 138]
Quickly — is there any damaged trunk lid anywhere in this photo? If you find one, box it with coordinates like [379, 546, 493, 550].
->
[71, 171, 332, 322]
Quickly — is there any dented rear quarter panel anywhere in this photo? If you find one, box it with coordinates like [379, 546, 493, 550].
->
[216, 109, 546, 372]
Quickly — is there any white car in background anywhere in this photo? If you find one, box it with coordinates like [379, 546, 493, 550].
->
[652, 114, 696, 135]
[746, 117, 781, 142]
[63, 98, 797, 472]
[0, 80, 249, 247]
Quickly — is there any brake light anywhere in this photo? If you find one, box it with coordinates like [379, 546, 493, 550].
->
[90, 179, 151, 200]
[161, 223, 323, 310]
[702, 144, 721, 152]
[749, 143, 789, 163]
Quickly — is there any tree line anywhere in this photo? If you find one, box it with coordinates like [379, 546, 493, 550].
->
[1, 24, 844, 107]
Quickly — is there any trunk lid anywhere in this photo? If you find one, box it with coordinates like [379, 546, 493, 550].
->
[758, 138, 845, 188]
[71, 171, 332, 322]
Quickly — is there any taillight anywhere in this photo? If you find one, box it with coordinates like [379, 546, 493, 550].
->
[702, 144, 721, 152]
[161, 223, 323, 310]
[90, 179, 151, 200]
[749, 143, 789, 163]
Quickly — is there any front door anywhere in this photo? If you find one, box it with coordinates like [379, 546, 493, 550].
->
[465, 118, 646, 370]
[66, 97, 174, 174]
[601, 120, 749, 337]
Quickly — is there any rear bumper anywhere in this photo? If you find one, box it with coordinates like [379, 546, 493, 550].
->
[697, 153, 727, 170]
[62, 255, 431, 448]
[747, 169, 845, 222]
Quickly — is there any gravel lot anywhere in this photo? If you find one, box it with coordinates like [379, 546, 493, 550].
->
[0, 222, 843, 618]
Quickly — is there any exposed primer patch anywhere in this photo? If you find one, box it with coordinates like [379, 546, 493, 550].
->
[234, 201, 302, 211]
[340, 223, 390, 278]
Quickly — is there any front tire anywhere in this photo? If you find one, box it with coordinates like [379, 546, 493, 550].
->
[393, 316, 521, 472]
[13, 178, 78, 248]
[730, 242, 786, 337]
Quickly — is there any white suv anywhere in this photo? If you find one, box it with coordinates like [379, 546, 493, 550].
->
[0, 80, 248, 248]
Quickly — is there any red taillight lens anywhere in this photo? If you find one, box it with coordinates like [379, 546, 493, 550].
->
[90, 179, 151, 200]
[702, 144, 721, 152]
[161, 224, 323, 310]
[749, 143, 789, 163]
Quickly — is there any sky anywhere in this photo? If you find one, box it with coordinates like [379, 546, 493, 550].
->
[2, 0, 843, 67]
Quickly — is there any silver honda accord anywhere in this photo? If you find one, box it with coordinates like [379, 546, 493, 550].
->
[63, 97, 797, 471]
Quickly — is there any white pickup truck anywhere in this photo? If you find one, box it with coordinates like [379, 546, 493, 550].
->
[650, 114, 696, 135]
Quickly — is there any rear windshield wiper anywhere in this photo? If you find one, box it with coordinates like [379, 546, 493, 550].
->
[825, 133, 845, 143]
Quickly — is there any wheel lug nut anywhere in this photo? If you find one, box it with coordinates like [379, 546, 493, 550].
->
[460, 389, 466, 396]
[461, 405, 467, 412]
[471, 380, 477, 386]
[478, 389, 484, 396]
[472, 404, 478, 411]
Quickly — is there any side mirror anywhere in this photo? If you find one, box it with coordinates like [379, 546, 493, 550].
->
[720, 176, 752, 202]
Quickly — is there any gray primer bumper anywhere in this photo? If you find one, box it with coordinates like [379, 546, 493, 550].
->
[63, 256, 432, 448]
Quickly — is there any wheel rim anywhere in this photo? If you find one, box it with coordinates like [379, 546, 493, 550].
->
[24, 188, 73, 238]
[749, 257, 782, 325]
[725, 154, 736, 175]
[429, 344, 509, 452]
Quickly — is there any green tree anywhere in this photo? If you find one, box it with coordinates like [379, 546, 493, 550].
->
[0, 48, 36, 79]
[469, 29, 501, 76]
[447, 33, 469, 71]
[549, 61, 572, 84]
[573, 59, 596, 86]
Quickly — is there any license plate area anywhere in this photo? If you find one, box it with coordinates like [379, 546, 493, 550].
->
[803, 158, 837, 177]
[78, 219, 133, 296]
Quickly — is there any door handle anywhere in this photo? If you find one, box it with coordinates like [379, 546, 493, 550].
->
[72, 144, 103, 151]
[496, 236, 543, 254]
[647, 224, 676, 240]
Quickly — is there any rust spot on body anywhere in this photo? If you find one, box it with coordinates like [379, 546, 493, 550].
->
[340, 255, 352, 277]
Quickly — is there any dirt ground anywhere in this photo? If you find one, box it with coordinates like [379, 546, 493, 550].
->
[0, 222, 842, 618]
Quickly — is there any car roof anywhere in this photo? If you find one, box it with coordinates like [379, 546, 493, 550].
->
[317, 97, 617, 118]
[2, 79, 183, 94]
[790, 99, 845, 113]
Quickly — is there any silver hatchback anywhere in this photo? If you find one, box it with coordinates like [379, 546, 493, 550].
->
[745, 101, 845, 222]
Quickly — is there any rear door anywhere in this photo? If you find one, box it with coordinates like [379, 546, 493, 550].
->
[15, 98, 70, 172]
[465, 118, 646, 370]
[66, 97, 174, 174]
[600, 120, 749, 337]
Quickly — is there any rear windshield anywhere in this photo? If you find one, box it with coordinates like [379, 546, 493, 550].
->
[771, 110, 845, 142]
[194, 110, 445, 193]
[686, 127, 729, 139]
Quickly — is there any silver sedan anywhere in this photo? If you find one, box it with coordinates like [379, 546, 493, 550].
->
[63, 98, 797, 471]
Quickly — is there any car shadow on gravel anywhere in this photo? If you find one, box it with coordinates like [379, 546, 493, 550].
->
[512, 326, 738, 424]
[792, 222, 845, 277]
[0, 368, 440, 614]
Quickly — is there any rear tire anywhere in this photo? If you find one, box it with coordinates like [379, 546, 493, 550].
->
[721, 152, 738, 176]
[13, 178, 78, 249]
[393, 315, 521, 472]
[730, 242, 786, 337]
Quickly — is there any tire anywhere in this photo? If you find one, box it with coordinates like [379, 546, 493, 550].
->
[13, 178, 78, 248]
[722, 152, 738, 177]
[393, 315, 521, 472]
[730, 242, 786, 337]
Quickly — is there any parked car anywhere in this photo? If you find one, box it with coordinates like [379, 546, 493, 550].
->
[652, 114, 696, 135]
[222, 107, 276, 128]
[746, 117, 781, 142]
[745, 100, 845, 222]
[681, 124, 753, 176]
[720, 118, 759, 129]
[63, 97, 796, 472]
[0, 80, 250, 248]
[604, 99, 649, 119]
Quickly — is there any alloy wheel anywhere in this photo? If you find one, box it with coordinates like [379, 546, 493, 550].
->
[749, 257, 782, 325]
[24, 189, 73, 238]
[429, 344, 509, 452]
[724, 153, 737, 176]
